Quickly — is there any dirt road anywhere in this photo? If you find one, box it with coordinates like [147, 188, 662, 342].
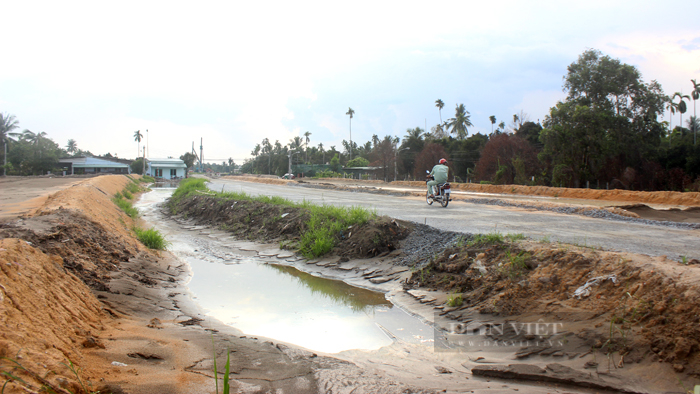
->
[209, 177, 700, 262]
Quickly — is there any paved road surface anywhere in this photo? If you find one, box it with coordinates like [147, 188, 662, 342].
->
[208, 178, 700, 262]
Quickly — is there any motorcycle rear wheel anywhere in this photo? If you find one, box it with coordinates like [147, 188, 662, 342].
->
[441, 192, 449, 207]
[426, 191, 434, 205]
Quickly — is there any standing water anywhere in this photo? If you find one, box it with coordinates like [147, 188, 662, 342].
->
[134, 188, 435, 353]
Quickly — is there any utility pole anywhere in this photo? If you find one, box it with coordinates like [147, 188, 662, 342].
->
[142, 146, 146, 175]
[199, 138, 203, 172]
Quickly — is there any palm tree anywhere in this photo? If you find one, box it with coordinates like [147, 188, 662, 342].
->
[673, 92, 691, 132]
[66, 139, 78, 154]
[691, 79, 700, 144]
[318, 142, 325, 163]
[346, 107, 355, 160]
[134, 130, 143, 158]
[303, 131, 311, 163]
[435, 99, 445, 124]
[1, 113, 20, 176]
[489, 115, 496, 133]
[666, 100, 678, 139]
[445, 104, 473, 140]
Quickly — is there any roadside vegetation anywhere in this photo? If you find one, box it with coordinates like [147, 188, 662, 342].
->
[168, 178, 381, 258]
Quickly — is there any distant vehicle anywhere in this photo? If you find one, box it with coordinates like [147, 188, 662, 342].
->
[282, 173, 295, 179]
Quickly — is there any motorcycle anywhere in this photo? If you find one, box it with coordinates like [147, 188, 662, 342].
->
[425, 171, 451, 207]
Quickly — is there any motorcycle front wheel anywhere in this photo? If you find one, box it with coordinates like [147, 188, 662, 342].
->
[441, 192, 449, 207]
[426, 191, 434, 205]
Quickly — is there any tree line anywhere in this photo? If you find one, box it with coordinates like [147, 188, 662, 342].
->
[244, 49, 700, 191]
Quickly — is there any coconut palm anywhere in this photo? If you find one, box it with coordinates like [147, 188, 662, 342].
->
[318, 142, 325, 163]
[303, 131, 311, 163]
[673, 92, 691, 132]
[1, 113, 20, 176]
[445, 104, 473, 140]
[66, 139, 78, 154]
[346, 108, 355, 160]
[435, 99, 445, 124]
[134, 130, 143, 158]
[489, 115, 496, 133]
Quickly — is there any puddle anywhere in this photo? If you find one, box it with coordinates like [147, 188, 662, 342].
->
[134, 189, 435, 353]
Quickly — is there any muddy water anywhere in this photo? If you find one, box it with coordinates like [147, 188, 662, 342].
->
[134, 188, 434, 353]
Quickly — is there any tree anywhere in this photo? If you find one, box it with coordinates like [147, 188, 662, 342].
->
[435, 99, 445, 124]
[1, 113, 20, 176]
[346, 107, 355, 160]
[134, 130, 143, 158]
[318, 142, 325, 163]
[180, 152, 197, 169]
[131, 158, 144, 174]
[412, 143, 450, 180]
[541, 49, 667, 187]
[673, 92, 690, 133]
[66, 139, 78, 154]
[474, 133, 539, 185]
[303, 131, 311, 163]
[445, 104, 473, 139]
[489, 115, 496, 133]
[692, 79, 700, 144]
[346, 157, 369, 167]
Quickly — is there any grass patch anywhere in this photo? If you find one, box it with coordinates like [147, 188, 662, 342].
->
[140, 175, 156, 183]
[113, 196, 139, 218]
[133, 227, 169, 250]
[169, 179, 375, 258]
[506, 233, 526, 242]
[447, 293, 463, 307]
[122, 190, 134, 200]
[467, 232, 505, 247]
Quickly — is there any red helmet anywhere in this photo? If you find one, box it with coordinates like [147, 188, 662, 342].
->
[439, 158, 447, 164]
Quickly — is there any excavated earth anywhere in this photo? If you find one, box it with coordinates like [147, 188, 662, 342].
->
[1, 174, 700, 394]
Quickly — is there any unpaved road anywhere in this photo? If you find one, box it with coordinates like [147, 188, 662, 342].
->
[208, 178, 700, 262]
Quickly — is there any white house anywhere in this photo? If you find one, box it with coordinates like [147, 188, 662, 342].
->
[146, 158, 187, 179]
[59, 157, 131, 175]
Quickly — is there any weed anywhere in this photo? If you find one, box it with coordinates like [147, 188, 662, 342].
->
[467, 232, 504, 247]
[140, 175, 156, 183]
[62, 360, 98, 394]
[122, 190, 134, 200]
[503, 251, 531, 279]
[113, 196, 139, 218]
[212, 336, 231, 394]
[447, 293, 463, 307]
[681, 256, 688, 265]
[114, 191, 123, 200]
[133, 227, 169, 250]
[506, 233, 526, 242]
[540, 235, 551, 243]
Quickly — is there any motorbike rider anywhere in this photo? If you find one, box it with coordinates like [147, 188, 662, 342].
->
[427, 158, 449, 198]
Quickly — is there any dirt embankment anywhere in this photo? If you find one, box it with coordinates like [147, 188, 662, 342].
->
[405, 239, 700, 384]
[0, 175, 147, 393]
[168, 192, 410, 259]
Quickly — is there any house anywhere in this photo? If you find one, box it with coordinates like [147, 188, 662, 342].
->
[146, 158, 187, 179]
[58, 157, 131, 175]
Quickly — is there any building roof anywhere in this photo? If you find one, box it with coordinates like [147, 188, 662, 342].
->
[58, 157, 130, 168]
[147, 158, 187, 169]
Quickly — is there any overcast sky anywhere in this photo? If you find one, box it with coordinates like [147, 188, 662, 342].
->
[2, 1, 699, 164]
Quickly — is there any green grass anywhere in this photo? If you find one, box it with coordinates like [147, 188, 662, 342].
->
[133, 227, 169, 250]
[140, 175, 156, 183]
[447, 293, 463, 307]
[122, 190, 134, 200]
[467, 232, 505, 247]
[169, 179, 375, 258]
[113, 196, 139, 218]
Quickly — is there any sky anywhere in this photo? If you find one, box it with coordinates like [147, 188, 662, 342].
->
[2, 1, 700, 164]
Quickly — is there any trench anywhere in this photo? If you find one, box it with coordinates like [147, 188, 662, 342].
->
[134, 187, 434, 354]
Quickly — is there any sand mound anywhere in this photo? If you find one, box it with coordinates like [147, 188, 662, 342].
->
[0, 238, 108, 393]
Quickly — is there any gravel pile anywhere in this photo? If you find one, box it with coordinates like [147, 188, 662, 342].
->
[467, 198, 700, 230]
[395, 223, 466, 267]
